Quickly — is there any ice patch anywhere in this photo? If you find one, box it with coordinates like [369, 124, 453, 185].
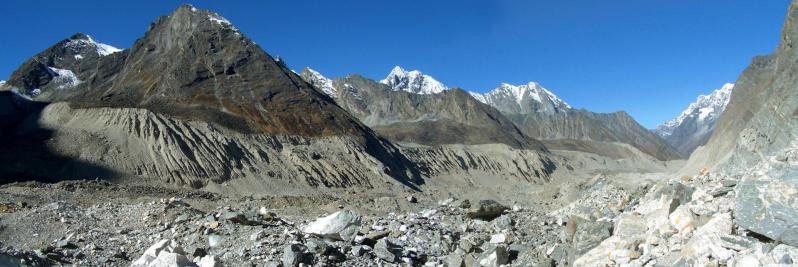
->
[48, 67, 82, 89]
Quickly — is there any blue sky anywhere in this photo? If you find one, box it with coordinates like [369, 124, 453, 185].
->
[0, 1, 790, 128]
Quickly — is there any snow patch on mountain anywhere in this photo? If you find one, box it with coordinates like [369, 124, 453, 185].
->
[208, 13, 240, 33]
[48, 67, 82, 89]
[64, 35, 121, 56]
[656, 83, 734, 137]
[380, 66, 448, 95]
[303, 68, 338, 97]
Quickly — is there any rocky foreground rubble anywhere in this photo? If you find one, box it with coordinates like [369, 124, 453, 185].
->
[0, 194, 571, 266]
[559, 144, 798, 266]
[1, 146, 798, 266]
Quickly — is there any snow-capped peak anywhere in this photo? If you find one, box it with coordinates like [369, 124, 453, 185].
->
[380, 66, 448, 95]
[656, 83, 734, 137]
[471, 81, 571, 114]
[302, 68, 338, 97]
[64, 34, 122, 56]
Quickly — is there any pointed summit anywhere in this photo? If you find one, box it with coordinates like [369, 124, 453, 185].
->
[380, 66, 448, 94]
[655, 83, 734, 155]
[63, 5, 367, 137]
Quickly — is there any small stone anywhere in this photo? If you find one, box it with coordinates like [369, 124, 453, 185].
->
[208, 235, 222, 247]
[489, 233, 509, 244]
[478, 245, 509, 267]
[250, 230, 266, 241]
[351, 245, 368, 257]
[407, 195, 418, 203]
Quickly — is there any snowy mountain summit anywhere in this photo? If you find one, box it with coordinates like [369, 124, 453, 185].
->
[655, 83, 734, 155]
[656, 83, 734, 137]
[472, 82, 571, 114]
[380, 66, 448, 94]
[64, 33, 121, 57]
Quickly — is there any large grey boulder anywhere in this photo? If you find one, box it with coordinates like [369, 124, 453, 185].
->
[735, 169, 798, 246]
[302, 210, 362, 241]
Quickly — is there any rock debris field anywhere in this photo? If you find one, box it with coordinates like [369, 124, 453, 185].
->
[1, 147, 798, 267]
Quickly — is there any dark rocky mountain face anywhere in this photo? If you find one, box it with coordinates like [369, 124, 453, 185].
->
[58, 5, 363, 137]
[1, 5, 422, 189]
[302, 71, 545, 151]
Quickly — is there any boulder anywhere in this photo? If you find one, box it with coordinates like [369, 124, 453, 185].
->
[373, 238, 401, 263]
[573, 220, 613, 254]
[489, 233, 510, 244]
[614, 214, 646, 238]
[735, 171, 798, 247]
[668, 206, 696, 234]
[196, 255, 222, 267]
[302, 210, 362, 241]
[281, 244, 307, 267]
[478, 245, 510, 267]
[681, 213, 734, 262]
[466, 200, 509, 221]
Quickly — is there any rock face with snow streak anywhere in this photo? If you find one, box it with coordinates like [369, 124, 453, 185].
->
[6, 33, 121, 100]
[655, 83, 734, 156]
[299, 68, 337, 97]
[380, 66, 448, 95]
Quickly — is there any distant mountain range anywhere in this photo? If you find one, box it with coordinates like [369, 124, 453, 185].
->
[303, 66, 682, 161]
[655, 83, 734, 156]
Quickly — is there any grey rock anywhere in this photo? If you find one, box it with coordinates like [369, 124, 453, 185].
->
[302, 210, 362, 241]
[281, 244, 307, 267]
[573, 220, 613, 254]
[735, 173, 798, 246]
[373, 239, 400, 263]
[478, 245, 510, 267]
[444, 252, 465, 267]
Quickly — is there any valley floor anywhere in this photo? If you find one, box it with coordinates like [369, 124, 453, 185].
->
[0, 162, 669, 266]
